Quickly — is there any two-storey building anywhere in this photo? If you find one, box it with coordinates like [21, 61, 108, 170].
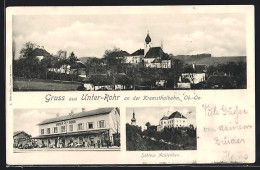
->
[33, 107, 120, 148]
[157, 111, 188, 131]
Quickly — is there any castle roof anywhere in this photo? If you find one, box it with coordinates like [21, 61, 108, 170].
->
[160, 115, 168, 120]
[131, 49, 144, 56]
[168, 111, 187, 119]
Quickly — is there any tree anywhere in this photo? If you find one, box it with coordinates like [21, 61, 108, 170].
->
[19, 42, 40, 78]
[111, 108, 120, 146]
[12, 40, 16, 60]
[68, 52, 78, 63]
[57, 50, 67, 59]
[145, 122, 151, 128]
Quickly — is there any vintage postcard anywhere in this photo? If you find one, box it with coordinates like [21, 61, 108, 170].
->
[6, 5, 255, 165]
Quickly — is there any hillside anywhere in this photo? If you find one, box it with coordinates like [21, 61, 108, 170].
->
[173, 55, 246, 66]
[78, 56, 97, 64]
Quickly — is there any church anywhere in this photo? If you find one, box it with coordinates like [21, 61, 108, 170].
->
[124, 33, 171, 68]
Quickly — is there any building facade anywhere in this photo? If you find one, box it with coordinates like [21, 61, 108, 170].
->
[157, 111, 188, 131]
[123, 33, 171, 68]
[13, 131, 31, 148]
[33, 107, 120, 148]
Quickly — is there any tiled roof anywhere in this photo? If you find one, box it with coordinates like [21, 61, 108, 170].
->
[194, 64, 207, 73]
[86, 74, 112, 86]
[145, 47, 164, 58]
[160, 116, 168, 120]
[144, 47, 169, 60]
[32, 48, 50, 57]
[131, 49, 144, 56]
[85, 73, 131, 86]
[38, 107, 116, 125]
[13, 131, 30, 137]
[106, 51, 130, 58]
[114, 73, 131, 84]
[70, 60, 86, 69]
[168, 111, 187, 119]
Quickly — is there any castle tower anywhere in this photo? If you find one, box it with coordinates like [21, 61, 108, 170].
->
[144, 32, 152, 57]
[131, 110, 136, 125]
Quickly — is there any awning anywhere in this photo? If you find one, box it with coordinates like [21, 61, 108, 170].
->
[32, 129, 110, 139]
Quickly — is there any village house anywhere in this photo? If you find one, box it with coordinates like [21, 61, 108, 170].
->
[124, 49, 144, 64]
[155, 79, 167, 87]
[48, 60, 87, 79]
[13, 131, 31, 148]
[178, 63, 207, 89]
[83, 73, 132, 91]
[32, 107, 120, 148]
[157, 111, 188, 131]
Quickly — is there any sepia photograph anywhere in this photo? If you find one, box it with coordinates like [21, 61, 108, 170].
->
[12, 12, 247, 91]
[6, 5, 255, 165]
[13, 107, 121, 152]
[126, 107, 196, 151]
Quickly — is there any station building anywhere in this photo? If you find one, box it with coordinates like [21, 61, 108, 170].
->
[33, 107, 120, 148]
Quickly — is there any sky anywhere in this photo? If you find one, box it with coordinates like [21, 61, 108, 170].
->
[13, 107, 97, 137]
[126, 107, 196, 130]
[12, 13, 246, 59]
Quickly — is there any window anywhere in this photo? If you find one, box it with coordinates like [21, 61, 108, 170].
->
[41, 129, 44, 135]
[98, 120, 105, 128]
[78, 123, 84, 130]
[54, 127, 58, 133]
[47, 128, 50, 134]
[61, 126, 66, 132]
[69, 125, 73, 131]
[88, 122, 94, 129]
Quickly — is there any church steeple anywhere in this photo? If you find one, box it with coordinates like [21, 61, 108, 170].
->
[145, 32, 151, 44]
[131, 110, 136, 125]
[144, 31, 152, 57]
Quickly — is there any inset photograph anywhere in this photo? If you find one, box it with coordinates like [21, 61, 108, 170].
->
[13, 107, 120, 152]
[126, 107, 196, 151]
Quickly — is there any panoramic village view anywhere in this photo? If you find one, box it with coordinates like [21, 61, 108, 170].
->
[126, 107, 196, 150]
[12, 14, 247, 91]
[12, 33, 246, 91]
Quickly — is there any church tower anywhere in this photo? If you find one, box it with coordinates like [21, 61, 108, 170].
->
[144, 32, 152, 57]
[131, 110, 136, 125]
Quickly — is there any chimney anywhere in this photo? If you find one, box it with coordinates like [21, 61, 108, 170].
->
[82, 108, 85, 112]
[69, 110, 74, 116]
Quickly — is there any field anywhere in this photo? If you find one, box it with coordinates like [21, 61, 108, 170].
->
[174, 56, 246, 66]
[13, 78, 82, 91]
